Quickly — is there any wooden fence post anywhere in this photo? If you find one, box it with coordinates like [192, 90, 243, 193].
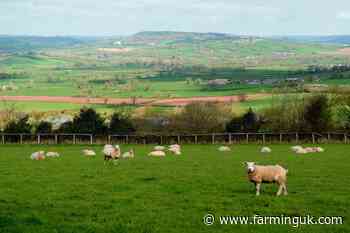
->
[279, 133, 282, 143]
[295, 133, 299, 143]
[212, 134, 215, 144]
[20, 134, 23, 144]
[178, 135, 181, 144]
[327, 133, 331, 143]
[73, 134, 76, 145]
[312, 133, 315, 144]
[37, 135, 40, 144]
[90, 135, 93, 145]
[246, 134, 249, 144]
[195, 135, 198, 144]
[2, 135, 4, 144]
[262, 134, 266, 144]
[55, 134, 58, 144]
[344, 134, 347, 144]
[229, 134, 232, 144]
[160, 136, 163, 145]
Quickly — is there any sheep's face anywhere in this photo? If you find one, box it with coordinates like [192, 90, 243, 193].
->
[246, 162, 256, 173]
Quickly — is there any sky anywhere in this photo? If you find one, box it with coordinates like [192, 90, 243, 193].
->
[1, 0, 350, 36]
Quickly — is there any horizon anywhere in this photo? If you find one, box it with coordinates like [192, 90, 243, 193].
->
[2, 0, 350, 36]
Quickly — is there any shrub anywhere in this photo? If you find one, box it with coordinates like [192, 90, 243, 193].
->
[35, 121, 53, 134]
[3, 115, 32, 133]
[108, 113, 135, 134]
[71, 108, 107, 134]
[304, 95, 332, 132]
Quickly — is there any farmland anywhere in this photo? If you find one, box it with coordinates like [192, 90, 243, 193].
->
[0, 144, 348, 233]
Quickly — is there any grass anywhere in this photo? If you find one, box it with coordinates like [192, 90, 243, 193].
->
[0, 144, 348, 233]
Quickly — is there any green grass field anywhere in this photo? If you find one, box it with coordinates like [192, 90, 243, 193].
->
[0, 144, 348, 233]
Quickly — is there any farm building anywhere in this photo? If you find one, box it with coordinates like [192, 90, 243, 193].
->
[207, 79, 231, 86]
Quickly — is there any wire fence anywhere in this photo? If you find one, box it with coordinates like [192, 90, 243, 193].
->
[0, 132, 349, 145]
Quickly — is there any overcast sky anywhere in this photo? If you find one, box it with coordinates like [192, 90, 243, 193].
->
[1, 0, 350, 36]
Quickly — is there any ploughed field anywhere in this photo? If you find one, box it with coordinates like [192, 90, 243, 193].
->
[0, 144, 349, 233]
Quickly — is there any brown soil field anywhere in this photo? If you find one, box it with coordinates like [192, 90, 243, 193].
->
[0, 94, 270, 107]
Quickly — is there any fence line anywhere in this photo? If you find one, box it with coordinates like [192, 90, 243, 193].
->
[0, 132, 349, 145]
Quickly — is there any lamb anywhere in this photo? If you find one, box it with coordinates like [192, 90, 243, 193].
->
[122, 149, 134, 159]
[82, 149, 96, 157]
[168, 144, 181, 155]
[148, 150, 166, 157]
[103, 145, 120, 160]
[260, 147, 271, 153]
[46, 152, 60, 158]
[245, 162, 288, 196]
[154, 146, 165, 151]
[30, 151, 46, 160]
[292, 146, 324, 154]
[218, 146, 231, 152]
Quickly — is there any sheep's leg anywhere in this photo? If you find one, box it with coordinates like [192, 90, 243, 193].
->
[255, 183, 261, 196]
[283, 184, 288, 195]
[276, 184, 283, 196]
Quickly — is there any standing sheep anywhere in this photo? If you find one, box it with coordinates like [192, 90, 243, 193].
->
[245, 162, 288, 196]
[103, 145, 120, 161]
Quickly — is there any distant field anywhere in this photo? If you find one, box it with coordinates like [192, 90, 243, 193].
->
[0, 144, 348, 233]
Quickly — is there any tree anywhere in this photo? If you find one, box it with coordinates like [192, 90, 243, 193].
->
[241, 108, 260, 132]
[304, 95, 332, 132]
[35, 121, 53, 134]
[226, 116, 243, 132]
[108, 112, 135, 134]
[3, 115, 32, 133]
[72, 108, 107, 134]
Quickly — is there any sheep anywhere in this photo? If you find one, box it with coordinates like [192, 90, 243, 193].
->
[46, 152, 60, 158]
[30, 151, 46, 160]
[260, 147, 271, 153]
[82, 149, 96, 157]
[154, 146, 165, 151]
[291, 145, 303, 152]
[122, 149, 134, 159]
[168, 144, 181, 155]
[148, 151, 166, 157]
[245, 162, 288, 196]
[316, 147, 325, 152]
[103, 144, 120, 161]
[295, 148, 308, 154]
[218, 146, 231, 152]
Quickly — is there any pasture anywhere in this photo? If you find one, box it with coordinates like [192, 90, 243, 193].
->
[0, 144, 348, 233]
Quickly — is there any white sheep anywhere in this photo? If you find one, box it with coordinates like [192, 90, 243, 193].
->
[148, 151, 166, 157]
[245, 162, 288, 196]
[154, 146, 165, 151]
[260, 147, 271, 153]
[103, 144, 120, 160]
[291, 145, 303, 152]
[168, 144, 181, 155]
[46, 152, 60, 158]
[295, 148, 308, 154]
[218, 146, 231, 152]
[82, 149, 96, 157]
[122, 149, 134, 159]
[30, 151, 46, 160]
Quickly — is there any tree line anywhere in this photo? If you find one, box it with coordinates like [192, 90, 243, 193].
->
[1, 94, 350, 135]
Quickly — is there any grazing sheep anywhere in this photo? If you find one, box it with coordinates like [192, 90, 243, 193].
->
[218, 146, 231, 152]
[46, 152, 60, 158]
[122, 149, 134, 159]
[103, 145, 120, 160]
[148, 151, 166, 157]
[82, 149, 96, 157]
[260, 147, 271, 153]
[295, 148, 308, 154]
[291, 146, 303, 152]
[245, 162, 288, 196]
[168, 144, 181, 155]
[154, 146, 165, 151]
[292, 146, 324, 154]
[31, 151, 46, 160]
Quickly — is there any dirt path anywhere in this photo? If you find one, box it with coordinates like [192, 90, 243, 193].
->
[0, 94, 270, 107]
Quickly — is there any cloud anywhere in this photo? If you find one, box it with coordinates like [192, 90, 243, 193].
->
[337, 11, 350, 19]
